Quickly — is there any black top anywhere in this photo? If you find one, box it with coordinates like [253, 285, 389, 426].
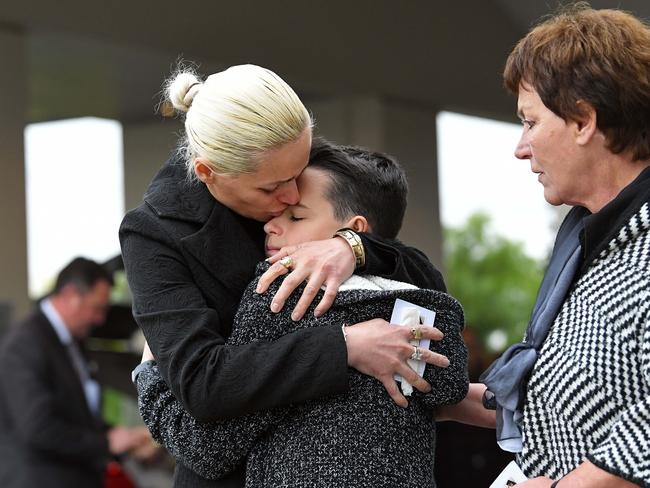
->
[119, 156, 446, 488]
[580, 165, 650, 272]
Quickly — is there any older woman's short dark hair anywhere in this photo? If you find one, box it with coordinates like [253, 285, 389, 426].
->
[504, 3, 650, 161]
[308, 138, 408, 239]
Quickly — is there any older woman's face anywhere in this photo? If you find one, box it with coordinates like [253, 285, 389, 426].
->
[206, 129, 311, 221]
[514, 84, 591, 207]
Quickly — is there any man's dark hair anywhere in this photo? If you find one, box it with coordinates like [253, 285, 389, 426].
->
[52, 257, 114, 295]
[308, 138, 408, 239]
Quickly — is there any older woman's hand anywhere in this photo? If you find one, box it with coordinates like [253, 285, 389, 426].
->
[257, 237, 355, 321]
[514, 478, 554, 487]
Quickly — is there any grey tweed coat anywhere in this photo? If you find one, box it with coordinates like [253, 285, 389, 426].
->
[137, 264, 469, 488]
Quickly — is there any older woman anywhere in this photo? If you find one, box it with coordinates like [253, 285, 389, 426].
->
[120, 65, 447, 488]
[442, 5, 650, 488]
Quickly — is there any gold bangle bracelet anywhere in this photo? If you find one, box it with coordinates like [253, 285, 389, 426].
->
[334, 228, 366, 269]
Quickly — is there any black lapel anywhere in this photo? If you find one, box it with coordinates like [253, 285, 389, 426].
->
[144, 156, 266, 287]
[144, 160, 215, 224]
[181, 202, 266, 287]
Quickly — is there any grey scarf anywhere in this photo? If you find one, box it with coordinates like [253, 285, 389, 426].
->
[480, 211, 584, 452]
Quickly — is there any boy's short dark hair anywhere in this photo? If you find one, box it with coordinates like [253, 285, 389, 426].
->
[308, 138, 408, 239]
[52, 257, 114, 295]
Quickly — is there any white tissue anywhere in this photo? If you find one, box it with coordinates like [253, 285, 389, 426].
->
[399, 306, 421, 396]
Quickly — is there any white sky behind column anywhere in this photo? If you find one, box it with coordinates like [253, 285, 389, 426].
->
[436, 111, 557, 261]
[24, 117, 124, 297]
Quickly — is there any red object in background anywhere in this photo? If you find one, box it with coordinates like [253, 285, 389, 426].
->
[104, 461, 136, 488]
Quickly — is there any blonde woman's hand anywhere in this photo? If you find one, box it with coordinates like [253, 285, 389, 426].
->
[257, 237, 355, 321]
[345, 319, 448, 407]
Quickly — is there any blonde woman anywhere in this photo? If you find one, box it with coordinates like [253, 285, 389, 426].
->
[120, 65, 447, 488]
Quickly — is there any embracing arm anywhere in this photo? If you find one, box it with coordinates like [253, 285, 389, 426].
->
[257, 232, 449, 408]
[436, 383, 496, 428]
[135, 361, 283, 479]
[120, 209, 348, 423]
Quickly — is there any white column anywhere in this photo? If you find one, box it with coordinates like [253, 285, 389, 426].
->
[0, 26, 29, 326]
[384, 101, 442, 269]
[122, 120, 182, 212]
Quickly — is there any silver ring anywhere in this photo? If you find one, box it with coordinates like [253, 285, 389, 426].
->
[410, 346, 422, 361]
[279, 256, 294, 270]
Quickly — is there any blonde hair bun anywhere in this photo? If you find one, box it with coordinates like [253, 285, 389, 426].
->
[167, 71, 203, 113]
[166, 63, 312, 177]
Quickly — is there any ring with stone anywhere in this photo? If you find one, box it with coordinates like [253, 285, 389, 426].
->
[410, 327, 423, 341]
[279, 256, 294, 270]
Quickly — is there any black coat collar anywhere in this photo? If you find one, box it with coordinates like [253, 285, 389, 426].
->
[144, 156, 215, 225]
[181, 201, 266, 287]
[144, 156, 266, 284]
[581, 165, 650, 269]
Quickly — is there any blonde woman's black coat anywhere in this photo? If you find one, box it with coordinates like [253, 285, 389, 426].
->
[119, 156, 445, 488]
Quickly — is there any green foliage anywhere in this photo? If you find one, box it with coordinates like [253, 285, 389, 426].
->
[110, 270, 132, 305]
[443, 213, 545, 350]
[102, 386, 145, 427]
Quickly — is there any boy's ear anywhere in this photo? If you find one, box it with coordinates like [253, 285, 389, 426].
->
[344, 216, 369, 233]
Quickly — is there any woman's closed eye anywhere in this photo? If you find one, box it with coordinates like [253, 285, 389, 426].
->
[290, 215, 304, 222]
[260, 185, 279, 194]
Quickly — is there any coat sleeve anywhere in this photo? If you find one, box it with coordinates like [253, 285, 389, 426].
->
[360, 233, 447, 292]
[419, 292, 469, 409]
[0, 332, 108, 466]
[133, 272, 320, 479]
[586, 302, 650, 486]
[136, 363, 284, 480]
[120, 208, 348, 423]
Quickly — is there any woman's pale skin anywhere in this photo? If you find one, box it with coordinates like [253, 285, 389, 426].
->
[443, 84, 647, 487]
[161, 140, 447, 408]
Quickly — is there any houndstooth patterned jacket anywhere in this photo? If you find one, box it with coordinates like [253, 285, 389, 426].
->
[518, 202, 650, 486]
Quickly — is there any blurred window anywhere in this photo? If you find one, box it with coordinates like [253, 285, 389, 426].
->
[437, 111, 556, 260]
[24, 117, 124, 297]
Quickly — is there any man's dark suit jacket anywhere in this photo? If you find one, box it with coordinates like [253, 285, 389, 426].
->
[0, 310, 109, 488]
[119, 156, 445, 488]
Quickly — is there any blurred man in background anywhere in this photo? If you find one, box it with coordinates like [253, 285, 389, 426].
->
[0, 257, 151, 488]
